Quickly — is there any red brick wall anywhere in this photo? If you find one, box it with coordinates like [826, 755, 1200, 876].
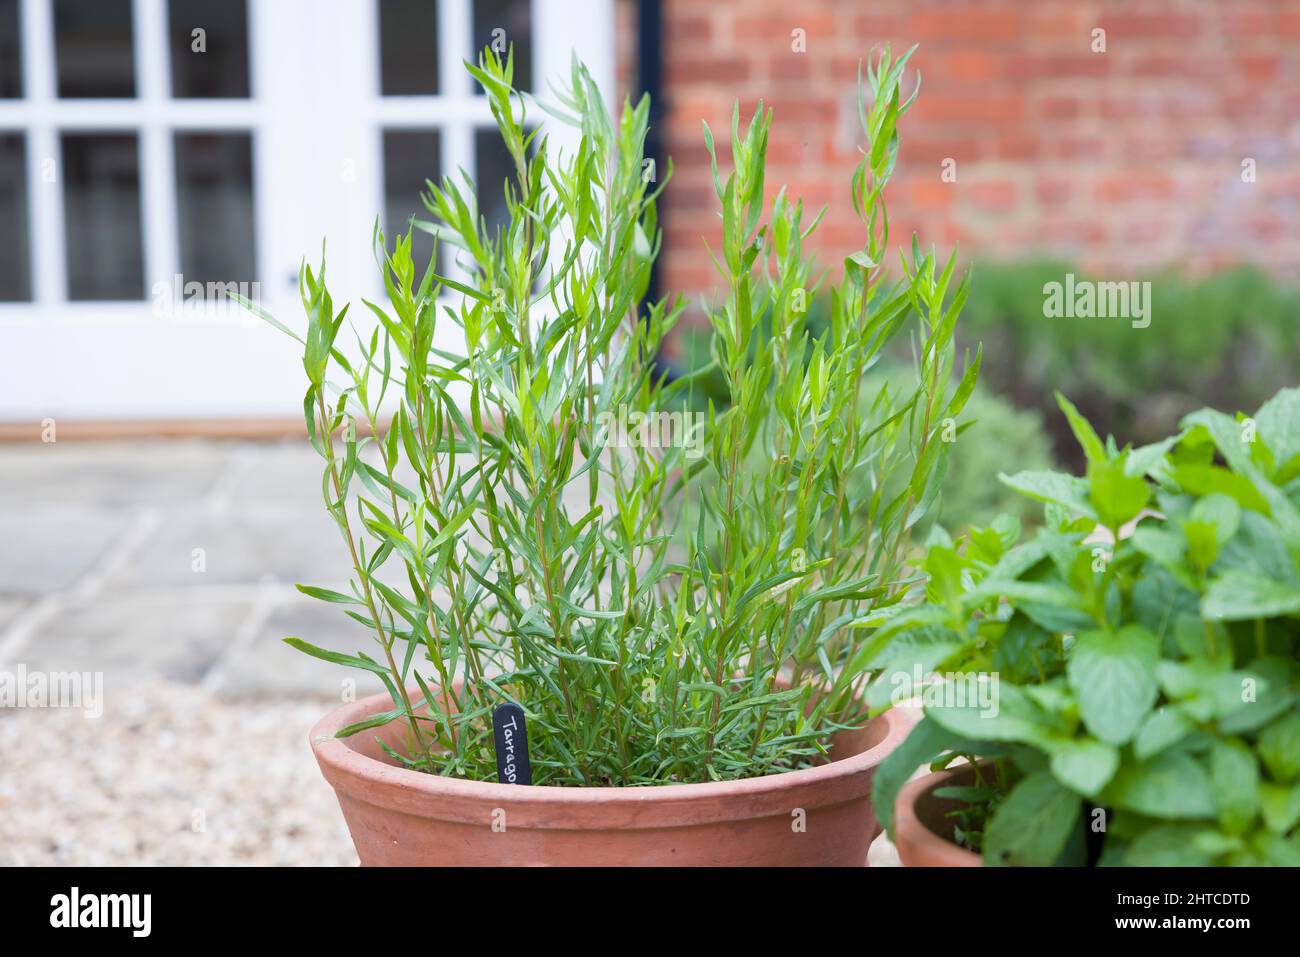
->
[633, 0, 1300, 300]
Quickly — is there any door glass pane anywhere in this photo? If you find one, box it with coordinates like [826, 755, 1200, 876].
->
[0, 0, 21, 98]
[383, 129, 441, 274]
[379, 0, 437, 95]
[0, 134, 30, 301]
[62, 133, 143, 300]
[175, 133, 256, 287]
[168, 0, 250, 98]
[473, 0, 532, 93]
[475, 127, 518, 240]
[54, 0, 136, 98]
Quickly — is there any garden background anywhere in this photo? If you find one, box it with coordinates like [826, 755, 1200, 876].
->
[0, 0, 1297, 864]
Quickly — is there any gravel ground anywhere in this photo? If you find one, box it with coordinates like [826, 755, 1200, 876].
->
[0, 680, 357, 866]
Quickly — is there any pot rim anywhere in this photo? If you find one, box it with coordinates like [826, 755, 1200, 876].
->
[310, 687, 914, 827]
[894, 764, 984, 866]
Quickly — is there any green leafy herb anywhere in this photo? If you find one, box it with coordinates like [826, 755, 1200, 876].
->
[874, 386, 1300, 865]
[243, 45, 970, 786]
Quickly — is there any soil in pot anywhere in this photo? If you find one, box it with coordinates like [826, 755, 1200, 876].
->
[893, 764, 984, 867]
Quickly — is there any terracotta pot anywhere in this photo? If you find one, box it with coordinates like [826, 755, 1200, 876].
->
[310, 687, 912, 866]
[893, 764, 983, 867]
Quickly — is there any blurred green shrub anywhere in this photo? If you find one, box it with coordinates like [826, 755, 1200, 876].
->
[669, 259, 1298, 529]
[854, 368, 1055, 536]
[922, 383, 1056, 533]
[958, 261, 1300, 467]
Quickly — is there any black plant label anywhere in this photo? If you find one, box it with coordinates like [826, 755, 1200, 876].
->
[492, 702, 532, 785]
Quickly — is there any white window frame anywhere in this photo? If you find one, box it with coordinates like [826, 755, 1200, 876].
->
[4, 0, 269, 307]
[0, 0, 614, 421]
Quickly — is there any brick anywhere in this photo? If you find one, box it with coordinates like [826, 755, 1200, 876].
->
[766, 96, 838, 125]
[1100, 14, 1203, 39]
[664, 90, 730, 124]
[769, 54, 815, 83]
[1054, 137, 1107, 161]
[964, 180, 1019, 213]
[765, 137, 819, 165]
[1095, 174, 1176, 203]
[1238, 55, 1281, 81]
[901, 137, 983, 164]
[914, 94, 1023, 124]
[663, 184, 715, 212]
[783, 179, 838, 209]
[665, 13, 715, 48]
[907, 12, 1020, 42]
[1245, 216, 1286, 241]
[943, 52, 1000, 83]
[1277, 12, 1300, 38]
[1041, 219, 1108, 246]
[1123, 220, 1167, 244]
[735, 12, 837, 43]
[1123, 135, 1180, 162]
[1007, 54, 1109, 80]
[1224, 10, 1269, 35]
[1130, 55, 1228, 80]
[1039, 95, 1082, 120]
[1098, 97, 1134, 121]
[812, 221, 867, 249]
[911, 179, 955, 209]
[1035, 177, 1073, 207]
[668, 55, 751, 85]
[992, 134, 1040, 162]
[828, 55, 886, 85]
[1026, 7, 1093, 43]
[666, 262, 720, 295]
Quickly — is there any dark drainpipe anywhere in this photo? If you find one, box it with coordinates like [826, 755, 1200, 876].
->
[638, 0, 679, 380]
[639, 0, 664, 305]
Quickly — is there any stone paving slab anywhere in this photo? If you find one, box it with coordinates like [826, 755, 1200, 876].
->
[21, 593, 251, 686]
[0, 599, 28, 632]
[209, 592, 386, 699]
[103, 504, 352, 590]
[0, 440, 231, 507]
[0, 504, 134, 595]
[226, 442, 330, 506]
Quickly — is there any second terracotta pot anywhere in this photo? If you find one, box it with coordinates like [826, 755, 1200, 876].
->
[310, 687, 912, 866]
[893, 764, 984, 867]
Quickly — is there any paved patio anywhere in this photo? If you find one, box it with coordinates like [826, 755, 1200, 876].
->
[0, 439, 388, 701]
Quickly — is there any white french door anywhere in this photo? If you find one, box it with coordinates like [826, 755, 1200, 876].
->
[0, 0, 613, 422]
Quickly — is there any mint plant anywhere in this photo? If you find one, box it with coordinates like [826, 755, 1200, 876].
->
[242, 46, 974, 785]
[873, 387, 1300, 865]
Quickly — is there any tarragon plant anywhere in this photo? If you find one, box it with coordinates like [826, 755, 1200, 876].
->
[244, 46, 975, 785]
[873, 388, 1300, 865]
